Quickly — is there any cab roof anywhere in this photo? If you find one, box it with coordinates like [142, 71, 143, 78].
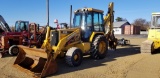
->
[152, 12, 160, 15]
[74, 8, 104, 13]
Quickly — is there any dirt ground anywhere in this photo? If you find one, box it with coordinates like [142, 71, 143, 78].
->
[0, 35, 160, 78]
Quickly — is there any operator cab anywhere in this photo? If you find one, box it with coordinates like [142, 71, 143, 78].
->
[29, 23, 40, 33]
[60, 23, 68, 29]
[15, 21, 29, 32]
[73, 8, 104, 41]
[151, 13, 160, 27]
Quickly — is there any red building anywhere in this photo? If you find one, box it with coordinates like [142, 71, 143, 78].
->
[124, 25, 141, 35]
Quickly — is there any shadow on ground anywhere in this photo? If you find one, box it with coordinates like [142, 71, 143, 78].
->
[1, 53, 17, 58]
[152, 49, 160, 54]
[47, 44, 141, 77]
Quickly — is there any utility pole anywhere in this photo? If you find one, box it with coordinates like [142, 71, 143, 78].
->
[70, 5, 72, 28]
[47, 0, 49, 26]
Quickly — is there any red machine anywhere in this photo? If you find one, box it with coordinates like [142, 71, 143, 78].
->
[0, 20, 46, 58]
[24, 23, 45, 48]
[0, 16, 29, 57]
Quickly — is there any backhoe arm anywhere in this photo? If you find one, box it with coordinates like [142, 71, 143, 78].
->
[0, 15, 11, 32]
[104, 2, 114, 35]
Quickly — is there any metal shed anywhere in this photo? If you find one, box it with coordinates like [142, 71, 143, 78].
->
[124, 25, 141, 35]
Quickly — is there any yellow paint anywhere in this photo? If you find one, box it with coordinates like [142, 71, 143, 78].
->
[148, 28, 160, 49]
[98, 41, 106, 54]
[75, 42, 91, 53]
[89, 32, 104, 42]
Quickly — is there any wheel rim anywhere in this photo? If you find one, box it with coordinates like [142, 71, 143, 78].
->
[98, 41, 106, 54]
[12, 48, 19, 54]
[74, 54, 78, 61]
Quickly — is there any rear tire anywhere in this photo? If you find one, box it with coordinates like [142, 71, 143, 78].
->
[65, 47, 83, 67]
[9, 45, 19, 56]
[91, 35, 108, 59]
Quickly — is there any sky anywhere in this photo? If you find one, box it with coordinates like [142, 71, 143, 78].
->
[0, 0, 159, 27]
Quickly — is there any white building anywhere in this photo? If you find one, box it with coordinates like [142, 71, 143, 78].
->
[113, 21, 130, 34]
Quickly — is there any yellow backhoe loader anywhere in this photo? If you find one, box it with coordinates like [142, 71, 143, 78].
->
[141, 13, 160, 53]
[13, 2, 116, 78]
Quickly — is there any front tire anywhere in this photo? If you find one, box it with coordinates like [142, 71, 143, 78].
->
[65, 47, 83, 67]
[9, 45, 19, 56]
[91, 35, 108, 59]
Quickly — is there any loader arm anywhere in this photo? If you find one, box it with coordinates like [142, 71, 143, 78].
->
[41, 26, 51, 50]
[40, 26, 81, 59]
[52, 28, 81, 59]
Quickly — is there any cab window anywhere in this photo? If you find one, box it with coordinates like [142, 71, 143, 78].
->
[73, 13, 82, 27]
[86, 13, 92, 26]
[93, 12, 104, 32]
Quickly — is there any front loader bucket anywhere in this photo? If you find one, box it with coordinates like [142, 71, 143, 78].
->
[13, 45, 58, 78]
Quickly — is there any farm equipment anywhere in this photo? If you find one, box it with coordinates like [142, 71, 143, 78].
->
[8, 23, 46, 57]
[54, 19, 69, 29]
[60, 23, 68, 29]
[141, 12, 160, 54]
[117, 38, 130, 46]
[23, 23, 45, 48]
[0, 16, 45, 58]
[13, 2, 116, 77]
[0, 15, 29, 57]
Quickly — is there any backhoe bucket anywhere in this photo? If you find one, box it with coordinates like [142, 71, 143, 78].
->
[13, 45, 58, 78]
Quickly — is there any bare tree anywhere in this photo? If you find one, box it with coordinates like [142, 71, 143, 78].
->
[132, 18, 150, 31]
